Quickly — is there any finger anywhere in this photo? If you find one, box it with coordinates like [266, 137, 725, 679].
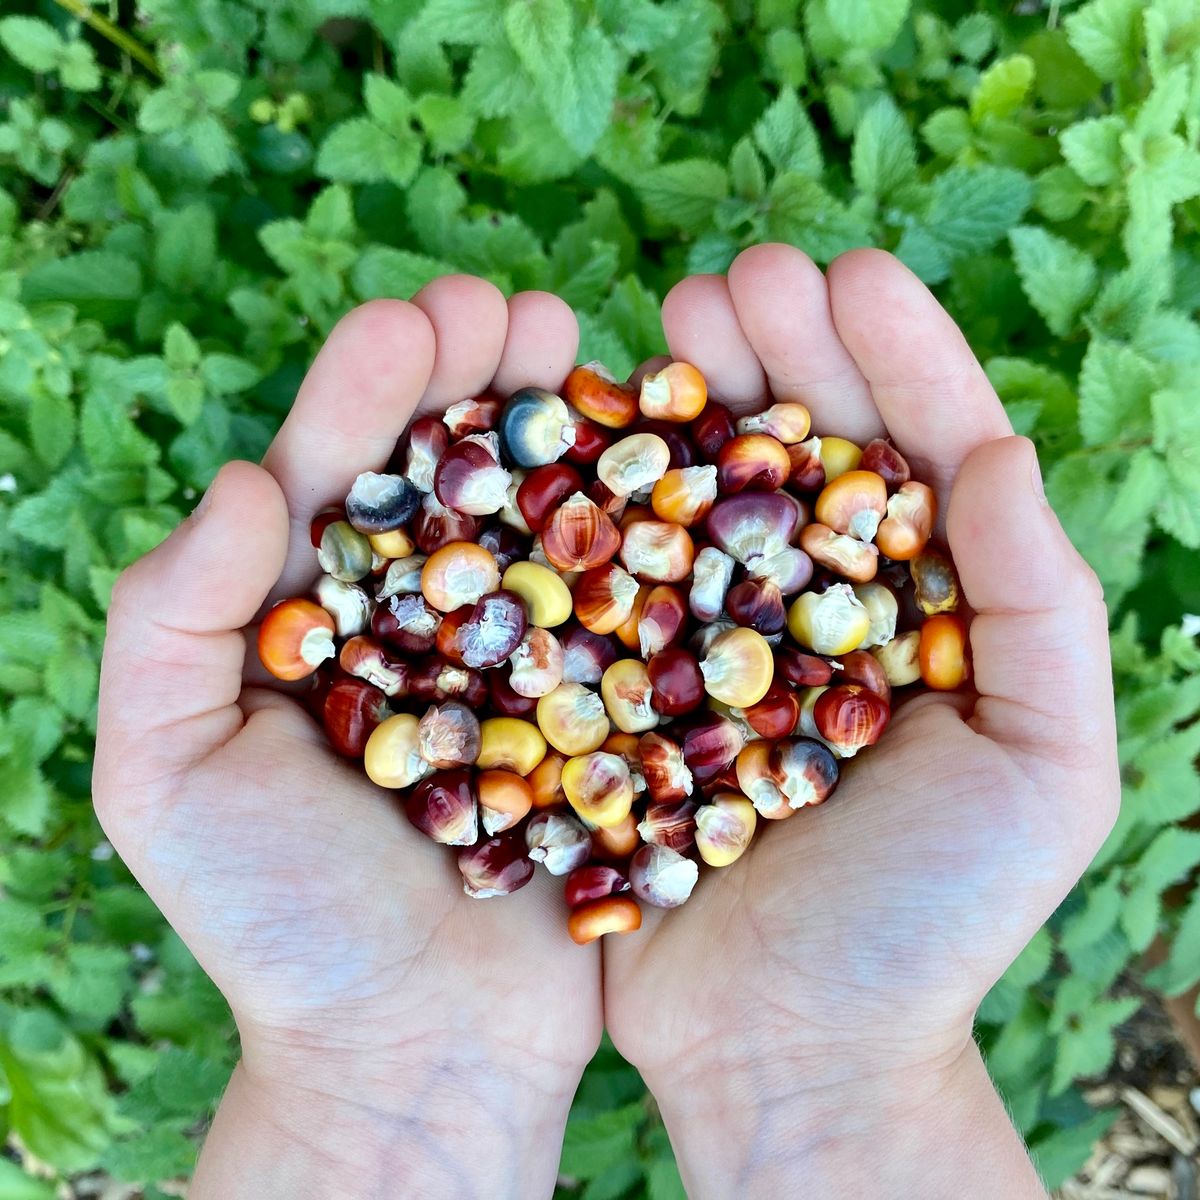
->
[726, 244, 883, 443]
[95, 462, 290, 803]
[948, 437, 1119, 851]
[827, 249, 1011, 501]
[492, 291, 580, 396]
[262, 300, 437, 597]
[660, 274, 768, 413]
[410, 274, 510, 416]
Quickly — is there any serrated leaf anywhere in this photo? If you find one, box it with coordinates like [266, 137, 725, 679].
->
[638, 160, 728, 232]
[970, 54, 1035, 122]
[1060, 115, 1125, 186]
[1077, 338, 1157, 446]
[1009, 226, 1097, 337]
[754, 88, 823, 179]
[1151, 389, 1200, 546]
[925, 165, 1033, 258]
[851, 95, 916, 199]
[1064, 0, 1144, 82]
[316, 117, 420, 187]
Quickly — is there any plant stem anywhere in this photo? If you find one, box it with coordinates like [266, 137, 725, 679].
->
[52, 0, 162, 79]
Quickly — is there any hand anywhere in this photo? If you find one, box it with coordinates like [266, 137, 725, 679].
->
[93, 279, 598, 1198]
[603, 246, 1119, 1197]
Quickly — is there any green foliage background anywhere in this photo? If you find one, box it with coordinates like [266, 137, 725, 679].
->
[0, 0, 1198, 1192]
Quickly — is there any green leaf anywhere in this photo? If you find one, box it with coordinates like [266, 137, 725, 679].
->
[1064, 0, 1145, 82]
[645, 1157, 688, 1200]
[0, 1158, 56, 1200]
[22, 251, 142, 324]
[1122, 828, 1200, 951]
[1046, 449, 1159, 605]
[559, 1103, 643, 1179]
[851, 95, 916, 200]
[970, 55, 1035, 122]
[363, 73, 412, 133]
[350, 245, 457, 299]
[637, 160, 729, 232]
[766, 173, 873, 263]
[921, 107, 972, 157]
[1060, 115, 1125, 187]
[316, 118, 420, 187]
[29, 392, 76, 469]
[824, 0, 910, 53]
[1030, 1110, 1121, 1188]
[1, 1012, 112, 1171]
[155, 205, 217, 294]
[102, 1127, 196, 1184]
[1151, 389, 1200, 546]
[1076, 338, 1158, 446]
[1148, 885, 1200, 995]
[754, 88, 823, 179]
[925, 165, 1033, 258]
[0, 16, 63, 73]
[1008, 226, 1098, 337]
[0, 759, 52, 838]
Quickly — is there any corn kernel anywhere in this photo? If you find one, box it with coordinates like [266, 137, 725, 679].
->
[601, 659, 660, 734]
[786, 584, 871, 656]
[476, 717, 547, 776]
[818, 436, 863, 481]
[562, 752, 635, 827]
[536, 683, 611, 755]
[699, 627, 774, 708]
[502, 561, 572, 628]
[919, 614, 970, 690]
[364, 713, 432, 789]
[694, 793, 757, 866]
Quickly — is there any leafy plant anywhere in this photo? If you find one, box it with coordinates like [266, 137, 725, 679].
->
[0, 0, 1197, 1192]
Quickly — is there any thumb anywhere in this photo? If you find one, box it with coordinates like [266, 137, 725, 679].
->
[95, 462, 290, 806]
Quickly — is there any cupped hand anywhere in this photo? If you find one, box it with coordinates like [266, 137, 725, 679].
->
[603, 246, 1119, 1161]
[93, 279, 598, 1193]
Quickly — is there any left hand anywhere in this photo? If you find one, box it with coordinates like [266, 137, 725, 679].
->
[94, 279, 599, 1197]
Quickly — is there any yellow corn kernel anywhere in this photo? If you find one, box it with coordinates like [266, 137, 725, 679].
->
[502, 561, 572, 628]
[367, 528, 415, 559]
[818, 436, 862, 482]
[872, 630, 921, 687]
[600, 659, 660, 734]
[695, 793, 758, 866]
[536, 682, 611, 755]
[364, 714, 429, 788]
[561, 752, 635, 828]
[476, 717, 547, 776]
[698, 627, 774, 708]
[786, 585, 871, 656]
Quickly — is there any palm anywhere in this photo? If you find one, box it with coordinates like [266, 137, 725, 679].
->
[95, 278, 599, 1091]
[604, 245, 1118, 1081]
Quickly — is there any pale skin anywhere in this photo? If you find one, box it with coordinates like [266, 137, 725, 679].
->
[93, 245, 1119, 1199]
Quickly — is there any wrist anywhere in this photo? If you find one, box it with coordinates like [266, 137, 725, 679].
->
[643, 1033, 1046, 1200]
[193, 1035, 584, 1200]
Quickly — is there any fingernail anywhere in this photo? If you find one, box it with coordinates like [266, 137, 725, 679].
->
[191, 475, 218, 522]
[1030, 448, 1047, 505]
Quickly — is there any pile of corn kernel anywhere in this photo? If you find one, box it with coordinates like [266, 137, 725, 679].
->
[258, 361, 969, 944]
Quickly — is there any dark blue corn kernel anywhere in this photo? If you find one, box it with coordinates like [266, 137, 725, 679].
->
[497, 387, 576, 469]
